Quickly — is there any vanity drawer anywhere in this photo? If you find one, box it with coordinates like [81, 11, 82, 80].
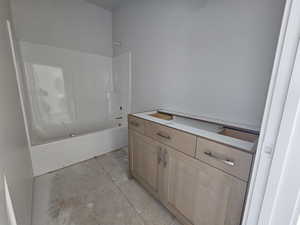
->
[145, 121, 197, 157]
[196, 137, 252, 181]
[128, 116, 145, 134]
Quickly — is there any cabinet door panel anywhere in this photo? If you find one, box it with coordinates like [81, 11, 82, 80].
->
[130, 131, 159, 193]
[164, 147, 247, 225]
[128, 115, 145, 134]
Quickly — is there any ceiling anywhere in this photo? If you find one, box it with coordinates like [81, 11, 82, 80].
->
[85, 0, 123, 11]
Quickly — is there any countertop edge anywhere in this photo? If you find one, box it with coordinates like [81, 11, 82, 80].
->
[131, 112, 256, 154]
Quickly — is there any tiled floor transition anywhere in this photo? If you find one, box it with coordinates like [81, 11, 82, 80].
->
[32, 148, 180, 225]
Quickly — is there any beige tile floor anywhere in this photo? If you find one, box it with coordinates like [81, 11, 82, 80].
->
[32, 148, 180, 225]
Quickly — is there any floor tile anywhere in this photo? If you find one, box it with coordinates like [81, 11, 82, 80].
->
[172, 219, 182, 225]
[119, 179, 155, 214]
[96, 149, 130, 185]
[47, 204, 99, 225]
[50, 160, 115, 200]
[32, 148, 179, 225]
[88, 187, 145, 225]
[140, 198, 175, 225]
[119, 180, 175, 225]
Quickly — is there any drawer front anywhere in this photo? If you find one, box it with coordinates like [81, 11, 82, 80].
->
[145, 121, 197, 157]
[196, 137, 252, 181]
[128, 116, 145, 134]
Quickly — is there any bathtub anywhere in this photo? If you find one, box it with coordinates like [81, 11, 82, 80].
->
[30, 125, 128, 176]
[10, 35, 132, 176]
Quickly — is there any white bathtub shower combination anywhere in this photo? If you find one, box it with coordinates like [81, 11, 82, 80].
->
[15, 41, 132, 176]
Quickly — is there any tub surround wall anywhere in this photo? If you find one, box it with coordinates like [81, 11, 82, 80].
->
[19, 41, 114, 145]
[113, 52, 132, 116]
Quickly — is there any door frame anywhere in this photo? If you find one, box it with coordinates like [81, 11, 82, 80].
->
[258, 26, 300, 225]
[242, 0, 300, 224]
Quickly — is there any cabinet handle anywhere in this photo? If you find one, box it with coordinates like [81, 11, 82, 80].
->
[130, 121, 139, 127]
[163, 149, 168, 168]
[156, 132, 171, 140]
[204, 151, 235, 167]
[157, 147, 162, 164]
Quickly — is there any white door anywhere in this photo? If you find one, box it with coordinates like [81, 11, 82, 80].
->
[257, 36, 300, 225]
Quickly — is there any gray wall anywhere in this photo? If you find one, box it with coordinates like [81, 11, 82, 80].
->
[113, 0, 285, 129]
[0, 0, 33, 224]
[10, 0, 113, 57]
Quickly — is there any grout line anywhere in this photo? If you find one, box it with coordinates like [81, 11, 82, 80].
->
[98, 150, 149, 225]
[114, 180, 149, 225]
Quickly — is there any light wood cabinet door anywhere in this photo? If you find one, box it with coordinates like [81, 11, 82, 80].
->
[163, 147, 247, 225]
[129, 130, 160, 194]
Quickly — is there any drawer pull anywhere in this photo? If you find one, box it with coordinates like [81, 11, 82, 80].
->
[156, 132, 171, 140]
[163, 149, 168, 168]
[204, 151, 235, 167]
[130, 121, 140, 127]
[157, 147, 162, 164]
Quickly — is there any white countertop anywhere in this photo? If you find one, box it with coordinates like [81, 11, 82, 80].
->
[133, 111, 256, 153]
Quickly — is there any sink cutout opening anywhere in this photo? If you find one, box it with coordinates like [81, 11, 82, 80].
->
[150, 112, 173, 120]
[219, 128, 258, 142]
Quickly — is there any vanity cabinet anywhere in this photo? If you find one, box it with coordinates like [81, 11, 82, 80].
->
[128, 114, 255, 225]
[162, 147, 247, 225]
